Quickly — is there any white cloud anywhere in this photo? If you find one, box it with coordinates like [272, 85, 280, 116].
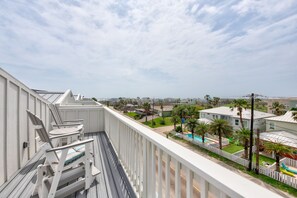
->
[0, 0, 296, 98]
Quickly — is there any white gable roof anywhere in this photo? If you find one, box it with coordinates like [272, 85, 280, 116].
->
[265, 111, 297, 124]
[200, 106, 275, 120]
[260, 131, 297, 149]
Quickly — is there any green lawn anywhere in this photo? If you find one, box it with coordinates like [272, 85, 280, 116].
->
[125, 112, 141, 120]
[143, 117, 174, 128]
[223, 144, 244, 154]
[253, 154, 275, 165]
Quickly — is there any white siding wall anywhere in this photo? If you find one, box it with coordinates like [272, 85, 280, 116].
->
[266, 120, 297, 135]
[0, 68, 50, 185]
[58, 105, 104, 133]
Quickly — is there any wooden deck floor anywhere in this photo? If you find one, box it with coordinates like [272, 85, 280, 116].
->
[0, 132, 136, 198]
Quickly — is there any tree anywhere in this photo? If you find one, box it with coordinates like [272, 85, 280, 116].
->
[264, 141, 292, 172]
[291, 111, 297, 121]
[160, 100, 164, 120]
[173, 105, 188, 133]
[204, 94, 213, 108]
[210, 119, 232, 150]
[143, 102, 151, 122]
[195, 122, 210, 143]
[171, 115, 181, 131]
[186, 118, 198, 139]
[212, 97, 220, 107]
[230, 99, 249, 129]
[234, 128, 250, 159]
[187, 105, 198, 118]
[270, 102, 286, 116]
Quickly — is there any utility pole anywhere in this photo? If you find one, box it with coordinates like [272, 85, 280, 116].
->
[255, 128, 260, 174]
[248, 93, 254, 171]
[151, 99, 154, 126]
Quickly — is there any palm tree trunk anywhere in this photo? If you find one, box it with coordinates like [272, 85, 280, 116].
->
[219, 130, 222, 150]
[180, 116, 183, 133]
[244, 139, 248, 159]
[276, 153, 280, 172]
[192, 130, 194, 140]
[202, 134, 205, 143]
[239, 110, 244, 128]
[174, 123, 176, 131]
[145, 114, 148, 122]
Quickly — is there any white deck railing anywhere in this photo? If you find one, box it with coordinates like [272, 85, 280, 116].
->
[104, 107, 281, 198]
[0, 68, 51, 185]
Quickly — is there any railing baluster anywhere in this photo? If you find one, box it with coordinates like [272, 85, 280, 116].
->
[165, 153, 170, 198]
[158, 148, 163, 198]
[175, 160, 181, 198]
[186, 168, 193, 198]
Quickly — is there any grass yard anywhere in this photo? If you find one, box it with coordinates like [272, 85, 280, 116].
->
[223, 144, 244, 154]
[125, 112, 141, 120]
[143, 117, 175, 128]
[253, 154, 275, 166]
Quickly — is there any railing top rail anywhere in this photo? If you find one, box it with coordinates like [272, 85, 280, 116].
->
[105, 107, 282, 198]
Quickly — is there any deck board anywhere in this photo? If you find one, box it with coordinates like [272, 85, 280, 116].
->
[0, 132, 136, 198]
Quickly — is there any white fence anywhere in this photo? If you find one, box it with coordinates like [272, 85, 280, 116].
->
[258, 166, 297, 188]
[182, 135, 249, 167]
[0, 68, 50, 185]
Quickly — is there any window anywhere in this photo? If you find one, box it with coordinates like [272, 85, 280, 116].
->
[269, 122, 275, 130]
[235, 119, 239, 125]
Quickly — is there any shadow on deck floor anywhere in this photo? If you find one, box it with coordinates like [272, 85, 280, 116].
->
[0, 132, 136, 198]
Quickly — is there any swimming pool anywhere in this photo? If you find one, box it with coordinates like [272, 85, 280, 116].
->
[186, 134, 208, 142]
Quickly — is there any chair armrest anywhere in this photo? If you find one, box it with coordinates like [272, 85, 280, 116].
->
[49, 132, 80, 140]
[53, 123, 82, 127]
[46, 139, 94, 152]
[63, 119, 84, 123]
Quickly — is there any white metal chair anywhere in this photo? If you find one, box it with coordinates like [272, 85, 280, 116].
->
[48, 103, 84, 139]
[27, 110, 100, 198]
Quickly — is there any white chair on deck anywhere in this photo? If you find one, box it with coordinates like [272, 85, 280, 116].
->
[27, 110, 100, 198]
[48, 103, 84, 139]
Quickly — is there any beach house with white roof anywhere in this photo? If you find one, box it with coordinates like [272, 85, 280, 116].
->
[265, 111, 297, 135]
[199, 106, 275, 131]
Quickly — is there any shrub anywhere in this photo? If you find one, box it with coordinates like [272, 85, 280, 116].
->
[176, 126, 182, 132]
[160, 119, 165, 125]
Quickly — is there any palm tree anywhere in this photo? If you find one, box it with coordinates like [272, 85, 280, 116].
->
[171, 115, 181, 131]
[292, 111, 297, 121]
[173, 105, 188, 132]
[212, 97, 220, 107]
[230, 99, 249, 128]
[270, 102, 286, 116]
[234, 128, 250, 159]
[210, 119, 232, 150]
[264, 141, 292, 172]
[160, 100, 164, 120]
[195, 122, 210, 143]
[143, 102, 151, 123]
[186, 118, 198, 139]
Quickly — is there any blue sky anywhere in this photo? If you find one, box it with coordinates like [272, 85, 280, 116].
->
[0, 0, 296, 98]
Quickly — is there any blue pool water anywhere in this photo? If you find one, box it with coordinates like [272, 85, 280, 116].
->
[186, 134, 207, 142]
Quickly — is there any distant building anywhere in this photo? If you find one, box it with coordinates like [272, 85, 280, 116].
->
[199, 106, 275, 131]
[153, 105, 174, 117]
[265, 111, 297, 135]
[264, 98, 297, 114]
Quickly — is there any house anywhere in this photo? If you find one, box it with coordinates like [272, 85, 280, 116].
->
[199, 106, 275, 131]
[264, 98, 297, 114]
[153, 105, 173, 117]
[265, 111, 297, 135]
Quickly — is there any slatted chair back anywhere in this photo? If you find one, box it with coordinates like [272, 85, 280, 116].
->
[48, 103, 63, 128]
[26, 110, 54, 148]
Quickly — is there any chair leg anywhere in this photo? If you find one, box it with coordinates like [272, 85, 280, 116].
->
[48, 149, 68, 198]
